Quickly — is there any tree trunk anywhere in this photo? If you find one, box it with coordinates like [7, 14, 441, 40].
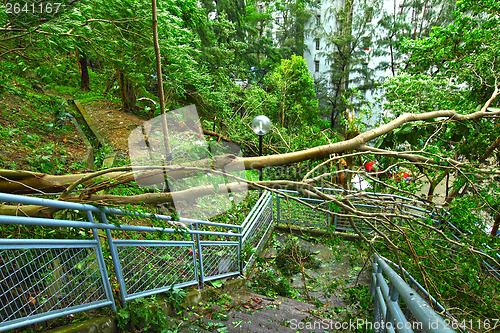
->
[342, 127, 360, 188]
[329, 77, 343, 133]
[118, 70, 136, 112]
[479, 134, 500, 164]
[152, 0, 171, 156]
[1, 106, 499, 194]
[79, 55, 91, 91]
[490, 213, 500, 237]
[389, 35, 395, 76]
[1, 99, 500, 214]
[427, 170, 449, 201]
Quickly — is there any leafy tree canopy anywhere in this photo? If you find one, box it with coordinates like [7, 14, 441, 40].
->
[266, 54, 319, 127]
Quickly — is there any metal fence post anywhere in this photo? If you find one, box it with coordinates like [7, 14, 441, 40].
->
[370, 255, 377, 297]
[371, 257, 384, 333]
[384, 282, 400, 332]
[189, 223, 199, 286]
[276, 194, 281, 225]
[269, 192, 273, 222]
[87, 211, 116, 312]
[99, 211, 127, 306]
[194, 223, 204, 288]
[238, 226, 243, 275]
[378, 256, 387, 333]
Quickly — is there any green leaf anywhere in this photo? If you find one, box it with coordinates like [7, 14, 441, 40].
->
[398, 124, 413, 135]
[210, 280, 223, 288]
[374, 135, 385, 148]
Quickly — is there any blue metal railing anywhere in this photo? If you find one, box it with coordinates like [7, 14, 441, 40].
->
[371, 253, 454, 333]
[241, 191, 274, 273]
[0, 192, 260, 332]
[276, 188, 444, 233]
[1, 187, 491, 333]
[0, 239, 114, 332]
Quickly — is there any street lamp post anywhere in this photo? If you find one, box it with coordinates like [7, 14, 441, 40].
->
[251, 115, 272, 190]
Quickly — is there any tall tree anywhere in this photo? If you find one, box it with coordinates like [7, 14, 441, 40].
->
[381, 0, 500, 207]
[199, 0, 251, 71]
[0, 0, 202, 112]
[317, 0, 382, 131]
[271, 0, 314, 58]
[242, 0, 280, 69]
[267, 54, 319, 127]
[376, 0, 457, 76]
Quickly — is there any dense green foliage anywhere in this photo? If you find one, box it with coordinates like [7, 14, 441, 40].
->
[116, 292, 186, 332]
[376, 0, 457, 76]
[267, 54, 318, 127]
[376, 201, 500, 326]
[369, 1, 500, 326]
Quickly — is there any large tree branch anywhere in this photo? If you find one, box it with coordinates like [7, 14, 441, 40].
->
[238, 105, 500, 170]
[0, 154, 238, 194]
[1, 95, 499, 196]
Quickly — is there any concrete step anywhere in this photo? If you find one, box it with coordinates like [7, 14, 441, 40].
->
[180, 289, 342, 332]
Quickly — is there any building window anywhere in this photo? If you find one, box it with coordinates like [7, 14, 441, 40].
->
[314, 60, 320, 72]
[316, 15, 321, 25]
[315, 39, 320, 50]
[276, 17, 280, 24]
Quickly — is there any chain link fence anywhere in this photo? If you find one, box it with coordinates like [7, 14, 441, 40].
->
[113, 241, 198, 301]
[241, 192, 274, 273]
[0, 193, 243, 331]
[199, 242, 239, 283]
[0, 239, 113, 332]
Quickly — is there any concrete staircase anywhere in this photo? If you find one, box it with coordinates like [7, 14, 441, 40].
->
[178, 289, 342, 333]
[172, 232, 370, 332]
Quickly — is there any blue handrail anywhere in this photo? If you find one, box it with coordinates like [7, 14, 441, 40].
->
[0, 188, 486, 333]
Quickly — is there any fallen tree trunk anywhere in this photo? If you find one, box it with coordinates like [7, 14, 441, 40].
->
[0, 154, 239, 194]
[0, 95, 498, 204]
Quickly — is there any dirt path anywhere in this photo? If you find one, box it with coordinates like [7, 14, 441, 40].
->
[80, 99, 145, 155]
